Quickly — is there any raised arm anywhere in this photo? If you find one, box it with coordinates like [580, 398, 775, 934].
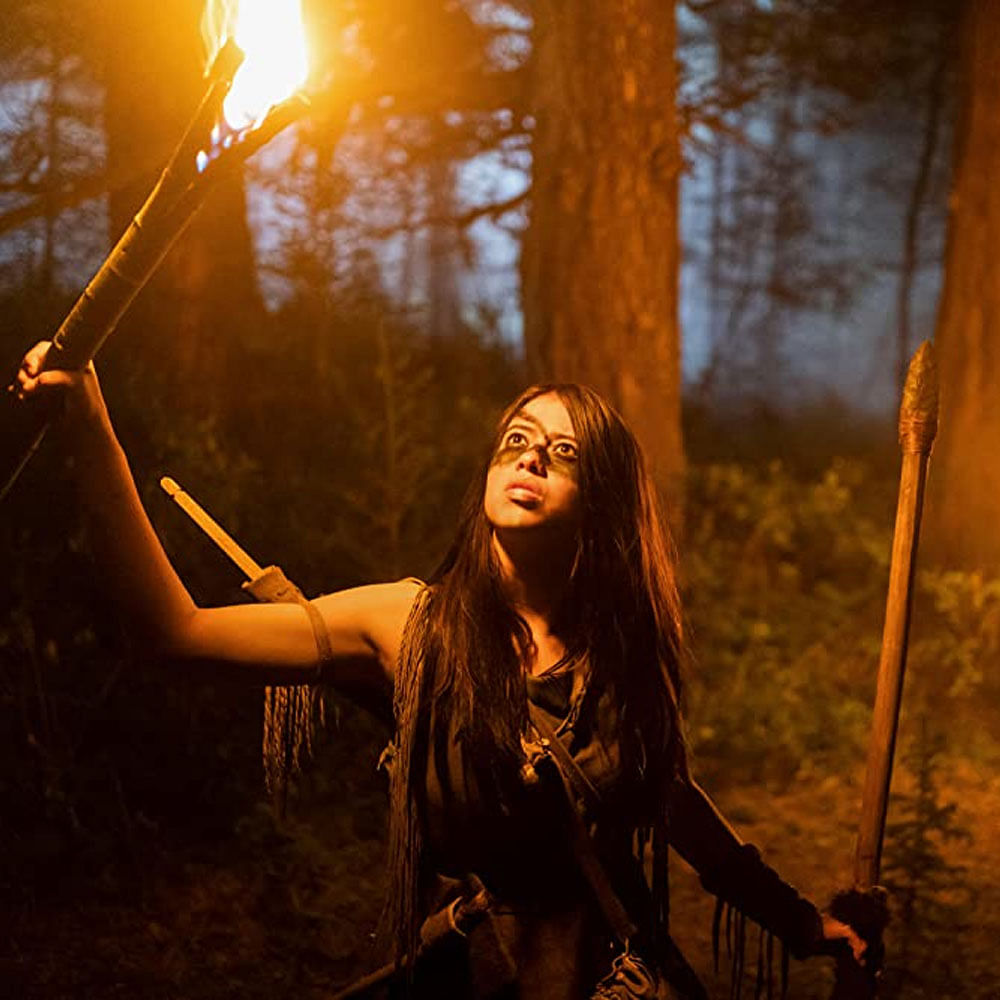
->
[12, 342, 417, 713]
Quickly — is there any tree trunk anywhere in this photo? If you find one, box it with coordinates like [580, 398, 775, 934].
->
[99, 0, 263, 411]
[927, 0, 1000, 570]
[522, 1, 684, 511]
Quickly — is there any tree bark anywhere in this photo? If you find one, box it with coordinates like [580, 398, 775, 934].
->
[927, 0, 1000, 570]
[522, 1, 684, 512]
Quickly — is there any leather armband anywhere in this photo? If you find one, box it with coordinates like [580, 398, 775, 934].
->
[242, 565, 333, 678]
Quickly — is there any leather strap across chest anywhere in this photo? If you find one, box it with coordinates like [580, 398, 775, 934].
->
[528, 702, 638, 946]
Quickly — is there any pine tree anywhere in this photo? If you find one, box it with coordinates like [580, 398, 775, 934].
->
[880, 716, 973, 997]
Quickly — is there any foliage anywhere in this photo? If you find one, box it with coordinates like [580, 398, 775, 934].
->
[223, 276, 522, 594]
[683, 457, 1000, 784]
[880, 716, 974, 999]
[683, 458, 890, 782]
[909, 567, 1000, 709]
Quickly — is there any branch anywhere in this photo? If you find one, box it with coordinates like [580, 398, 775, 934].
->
[0, 175, 46, 195]
[0, 58, 527, 238]
[354, 66, 528, 123]
[360, 186, 529, 239]
[0, 145, 171, 237]
[453, 187, 529, 226]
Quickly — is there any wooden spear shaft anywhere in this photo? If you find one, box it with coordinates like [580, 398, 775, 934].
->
[853, 340, 939, 888]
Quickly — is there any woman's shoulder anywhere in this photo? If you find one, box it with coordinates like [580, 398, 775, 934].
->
[313, 576, 425, 617]
[358, 577, 427, 640]
[310, 577, 425, 680]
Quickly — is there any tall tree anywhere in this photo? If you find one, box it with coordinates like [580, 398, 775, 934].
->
[927, 0, 1000, 570]
[522, 1, 685, 508]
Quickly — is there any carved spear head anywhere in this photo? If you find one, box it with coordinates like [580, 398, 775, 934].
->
[899, 340, 939, 456]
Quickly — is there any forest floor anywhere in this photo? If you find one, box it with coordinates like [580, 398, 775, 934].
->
[4, 752, 999, 999]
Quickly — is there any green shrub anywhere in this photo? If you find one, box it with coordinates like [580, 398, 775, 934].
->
[683, 458, 1000, 783]
[680, 462, 870, 779]
[880, 717, 973, 999]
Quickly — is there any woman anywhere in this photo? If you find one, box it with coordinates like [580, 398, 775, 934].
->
[13, 344, 866, 998]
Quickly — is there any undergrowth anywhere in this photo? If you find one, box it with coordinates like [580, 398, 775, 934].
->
[683, 459, 1000, 784]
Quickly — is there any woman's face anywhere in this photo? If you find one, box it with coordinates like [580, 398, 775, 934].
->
[484, 392, 581, 536]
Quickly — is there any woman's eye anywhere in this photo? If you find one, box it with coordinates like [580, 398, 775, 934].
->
[554, 443, 578, 459]
[505, 431, 528, 448]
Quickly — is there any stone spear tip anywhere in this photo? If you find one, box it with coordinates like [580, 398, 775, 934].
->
[899, 339, 939, 453]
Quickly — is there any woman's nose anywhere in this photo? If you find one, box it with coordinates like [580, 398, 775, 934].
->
[517, 445, 547, 473]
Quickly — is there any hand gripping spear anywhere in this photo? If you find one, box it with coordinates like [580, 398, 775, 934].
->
[829, 341, 938, 999]
[0, 40, 309, 502]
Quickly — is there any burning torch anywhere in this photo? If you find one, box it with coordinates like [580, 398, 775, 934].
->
[2, 1, 313, 501]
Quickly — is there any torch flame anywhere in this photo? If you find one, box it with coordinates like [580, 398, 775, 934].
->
[203, 0, 310, 131]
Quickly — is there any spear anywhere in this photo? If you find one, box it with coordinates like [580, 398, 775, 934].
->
[855, 340, 938, 887]
[830, 340, 938, 998]
[1, 39, 309, 502]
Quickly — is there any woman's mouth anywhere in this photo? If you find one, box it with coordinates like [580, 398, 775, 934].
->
[506, 481, 543, 504]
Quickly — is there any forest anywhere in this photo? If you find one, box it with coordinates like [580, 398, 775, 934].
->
[2, 1, 999, 997]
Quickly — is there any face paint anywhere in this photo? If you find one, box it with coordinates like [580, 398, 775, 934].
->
[484, 394, 582, 534]
[491, 416, 580, 481]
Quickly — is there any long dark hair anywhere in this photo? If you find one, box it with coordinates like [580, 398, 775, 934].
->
[384, 383, 690, 967]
